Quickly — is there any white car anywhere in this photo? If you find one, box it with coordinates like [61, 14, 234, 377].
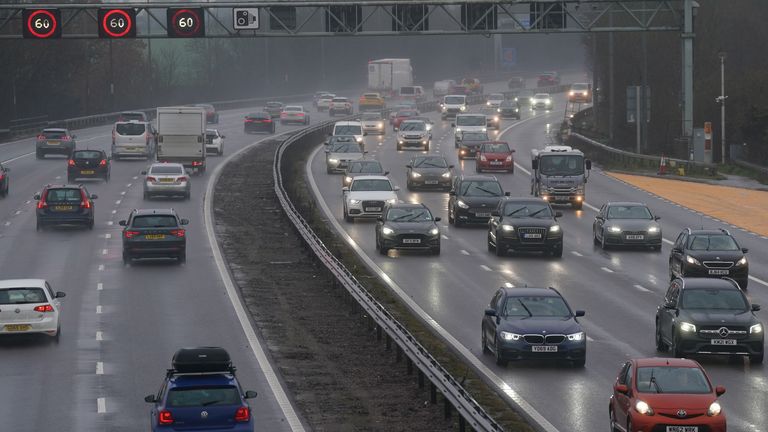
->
[396, 120, 430, 151]
[453, 113, 487, 139]
[281, 105, 310, 125]
[332, 121, 365, 144]
[205, 129, 224, 156]
[531, 93, 553, 110]
[329, 97, 353, 116]
[485, 93, 505, 108]
[0, 279, 65, 341]
[361, 112, 386, 135]
[342, 175, 399, 222]
[316, 94, 335, 112]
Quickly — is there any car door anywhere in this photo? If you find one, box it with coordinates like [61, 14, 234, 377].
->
[594, 204, 606, 238]
[659, 281, 680, 341]
[670, 232, 687, 275]
[448, 178, 460, 215]
[484, 289, 504, 347]
[613, 362, 633, 426]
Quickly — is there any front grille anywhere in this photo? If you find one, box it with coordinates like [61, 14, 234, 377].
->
[523, 335, 544, 344]
[699, 326, 747, 339]
[623, 231, 647, 236]
[362, 201, 384, 210]
[703, 261, 733, 269]
[544, 335, 565, 344]
[658, 412, 704, 420]
[404, 135, 422, 139]
[517, 227, 547, 243]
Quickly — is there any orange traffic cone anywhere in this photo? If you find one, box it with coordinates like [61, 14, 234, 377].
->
[658, 154, 667, 175]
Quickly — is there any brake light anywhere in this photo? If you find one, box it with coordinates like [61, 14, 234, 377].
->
[158, 410, 174, 425]
[234, 407, 250, 422]
[37, 134, 45, 140]
[296, 113, 305, 117]
[124, 230, 140, 239]
[245, 118, 254, 123]
[34, 304, 54, 312]
[37, 191, 48, 209]
[0, 174, 4, 181]
[80, 190, 91, 209]
[68, 159, 75, 167]
[192, 161, 203, 167]
[61, 136, 71, 141]
[170, 229, 186, 238]
[263, 119, 272, 123]
[99, 159, 107, 167]
[177, 176, 188, 182]
[146, 176, 157, 183]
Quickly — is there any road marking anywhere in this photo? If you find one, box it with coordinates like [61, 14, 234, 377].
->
[15, 210, 21, 215]
[460, 249, 470, 255]
[120, 191, 126, 196]
[97, 282, 103, 290]
[97, 398, 106, 414]
[55, 176, 61, 180]
[96, 331, 103, 341]
[126, 183, 132, 187]
[3, 221, 9, 226]
[480, 265, 492, 272]
[587, 335, 595, 342]
[98, 264, 104, 271]
[105, 233, 111, 239]
[634, 284, 651, 293]
[25, 200, 30, 204]
[504, 282, 515, 288]
[111, 210, 116, 214]
[107, 221, 113, 226]
[571, 251, 583, 257]
[662, 238, 674, 245]
[115, 200, 121, 205]
[441, 235, 449, 240]
[102, 249, 108, 255]
[0, 151, 35, 164]
[601, 266, 614, 273]
[96, 305, 102, 314]
[132, 176, 138, 180]
[749, 275, 768, 287]
[96, 362, 104, 375]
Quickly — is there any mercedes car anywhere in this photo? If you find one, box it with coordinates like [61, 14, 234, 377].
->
[375, 203, 441, 255]
[669, 228, 749, 289]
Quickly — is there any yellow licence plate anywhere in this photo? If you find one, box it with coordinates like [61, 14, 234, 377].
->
[53, 205, 73, 211]
[144, 234, 166, 240]
[47, 141, 60, 145]
[4, 324, 31, 331]
[159, 178, 175, 183]
[80, 170, 95, 174]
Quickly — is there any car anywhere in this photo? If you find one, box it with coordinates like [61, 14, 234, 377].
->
[411, 116, 435, 133]
[67, 149, 111, 182]
[486, 93, 505, 108]
[455, 131, 490, 159]
[36, 128, 76, 159]
[316, 94, 335, 112]
[507, 76, 525, 89]
[342, 160, 387, 188]
[361, 112, 386, 135]
[0, 163, 10, 197]
[482, 287, 586, 367]
[117, 111, 148, 122]
[332, 121, 365, 144]
[112, 121, 155, 160]
[194, 103, 219, 124]
[655, 277, 763, 363]
[593, 202, 662, 250]
[120, 208, 189, 264]
[476, 141, 515, 173]
[280, 105, 310, 125]
[514, 89, 535, 106]
[34, 184, 97, 230]
[537, 72, 560, 87]
[669, 228, 749, 289]
[461, 78, 483, 94]
[391, 110, 419, 131]
[440, 95, 467, 120]
[531, 93, 553, 110]
[329, 97, 353, 116]
[144, 347, 257, 432]
[498, 100, 522, 119]
[244, 112, 275, 134]
[480, 106, 501, 130]
[399, 85, 426, 102]
[396, 120, 430, 151]
[448, 175, 505, 226]
[433, 79, 456, 97]
[142, 163, 191, 200]
[342, 175, 399, 222]
[568, 83, 591, 103]
[487, 197, 563, 257]
[263, 101, 284, 118]
[453, 113, 488, 140]
[358, 93, 385, 111]
[609, 357, 727, 432]
[313, 91, 333, 108]
[375, 203, 441, 255]
[325, 137, 365, 174]
[0, 279, 65, 341]
[205, 129, 225, 156]
[406, 155, 453, 191]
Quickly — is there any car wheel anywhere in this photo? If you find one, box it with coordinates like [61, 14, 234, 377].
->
[510, 166, 515, 174]
[627, 419, 633, 432]
[406, 181, 413, 191]
[609, 408, 619, 432]
[652, 245, 662, 252]
[143, 191, 150, 200]
[655, 321, 669, 352]
[396, 144, 402, 151]
[122, 252, 130, 265]
[178, 253, 186, 264]
[185, 191, 191, 200]
[671, 332, 684, 358]
[67, 176, 73, 183]
[36, 220, 42, 231]
[326, 167, 333, 174]
[482, 328, 491, 355]
[750, 352, 764, 364]
[495, 239, 504, 257]
[551, 245, 563, 258]
[593, 228, 600, 245]
[432, 245, 440, 255]
[53, 325, 61, 344]
[475, 164, 481, 173]
[494, 337, 508, 367]
[487, 233, 495, 252]
[600, 230, 609, 250]
[448, 210, 455, 225]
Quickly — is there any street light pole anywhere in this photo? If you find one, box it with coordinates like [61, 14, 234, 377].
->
[717, 51, 727, 163]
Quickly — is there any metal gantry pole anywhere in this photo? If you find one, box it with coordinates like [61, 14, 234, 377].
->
[682, 0, 694, 159]
[719, 51, 727, 163]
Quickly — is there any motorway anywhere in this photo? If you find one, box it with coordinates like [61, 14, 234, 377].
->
[0, 101, 338, 431]
[307, 86, 768, 430]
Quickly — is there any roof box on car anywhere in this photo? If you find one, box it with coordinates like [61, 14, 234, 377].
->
[172, 347, 232, 373]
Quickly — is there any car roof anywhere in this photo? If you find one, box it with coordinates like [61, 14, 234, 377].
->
[334, 121, 361, 126]
[686, 228, 731, 235]
[460, 174, 498, 181]
[284, 105, 304, 109]
[150, 162, 185, 169]
[168, 373, 237, 389]
[352, 175, 390, 181]
[387, 202, 427, 209]
[499, 286, 561, 297]
[678, 277, 741, 290]
[246, 112, 269, 117]
[266, 101, 283, 105]
[45, 184, 84, 190]
[606, 201, 647, 207]
[131, 208, 178, 216]
[0, 279, 47, 289]
[633, 357, 701, 368]
[401, 119, 425, 124]
[42, 128, 68, 132]
[349, 159, 380, 165]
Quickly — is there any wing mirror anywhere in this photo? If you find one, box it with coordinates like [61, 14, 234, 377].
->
[434, 217, 441, 222]
[118, 220, 127, 226]
[342, 186, 349, 193]
[448, 165, 455, 169]
[654, 216, 661, 221]
[504, 191, 511, 196]
[4, 167, 10, 172]
[144, 395, 157, 403]
[448, 191, 456, 196]
[221, 135, 226, 139]
[531, 159, 539, 170]
[55, 291, 66, 298]
[140, 170, 147, 175]
[715, 386, 726, 396]
[742, 248, 749, 253]
[71, 134, 77, 139]
[491, 210, 500, 217]
[614, 384, 629, 395]
[451, 123, 456, 128]
[405, 164, 412, 168]
[33, 193, 41, 200]
[575, 310, 585, 317]
[363, 132, 368, 136]
[484, 308, 497, 317]
[180, 218, 190, 225]
[376, 216, 383, 222]
[555, 211, 563, 218]
[90, 194, 98, 199]
[244, 390, 258, 399]
[393, 186, 400, 191]
[585, 159, 592, 170]
[752, 304, 761, 312]
[383, 171, 390, 176]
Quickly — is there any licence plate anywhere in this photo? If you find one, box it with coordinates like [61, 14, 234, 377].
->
[4, 324, 31, 331]
[625, 234, 644, 240]
[666, 427, 698, 432]
[53, 205, 73, 211]
[365, 207, 381, 212]
[159, 178, 175, 183]
[403, 238, 421, 244]
[475, 212, 491, 218]
[524, 233, 543, 239]
[708, 269, 729, 275]
[531, 346, 558, 352]
[425, 180, 438, 185]
[490, 161, 503, 165]
[47, 141, 60, 145]
[711, 339, 736, 345]
[80, 170, 95, 175]
[144, 234, 166, 240]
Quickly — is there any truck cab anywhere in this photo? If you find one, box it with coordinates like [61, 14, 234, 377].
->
[530, 146, 592, 210]
[440, 95, 467, 120]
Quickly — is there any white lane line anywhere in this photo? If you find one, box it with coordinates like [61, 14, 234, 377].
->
[662, 238, 674, 245]
[441, 235, 449, 240]
[98, 264, 105, 271]
[504, 282, 515, 288]
[115, 200, 121, 205]
[601, 266, 614, 273]
[3, 221, 9, 226]
[15, 210, 21, 215]
[25, 200, 30, 204]
[97, 282, 103, 290]
[107, 221, 113, 226]
[583, 202, 600, 212]
[587, 335, 595, 342]
[0, 151, 35, 164]
[97, 398, 106, 414]
[480, 265, 492, 272]
[634, 284, 651, 293]
[55, 176, 61, 180]
[460, 249, 470, 255]
[132, 176, 138, 180]
[96, 331, 103, 341]
[570, 251, 583, 257]
[111, 210, 117, 214]
[96, 362, 104, 375]
[96, 305, 103, 314]
[120, 191, 126, 196]
[126, 183, 132, 187]
[102, 249, 108, 255]
[105, 233, 111, 239]
[749, 275, 768, 287]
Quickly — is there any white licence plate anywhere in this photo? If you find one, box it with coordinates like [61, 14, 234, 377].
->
[402, 238, 421, 244]
[531, 346, 558, 352]
[365, 207, 381, 212]
[666, 427, 698, 432]
[490, 161, 503, 165]
[711, 339, 737, 345]
[475, 212, 491, 218]
[524, 233, 542, 239]
[708, 269, 729, 275]
[625, 235, 644, 240]
[425, 180, 438, 185]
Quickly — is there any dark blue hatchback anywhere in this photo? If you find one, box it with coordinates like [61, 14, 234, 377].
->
[145, 347, 257, 432]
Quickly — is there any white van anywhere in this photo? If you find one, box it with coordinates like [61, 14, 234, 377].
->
[399, 86, 425, 101]
[332, 121, 366, 144]
[112, 121, 155, 160]
[453, 114, 487, 139]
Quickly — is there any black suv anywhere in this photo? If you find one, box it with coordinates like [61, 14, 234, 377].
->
[120, 209, 189, 264]
[656, 277, 763, 364]
[0, 163, 9, 197]
[669, 228, 749, 289]
[34, 184, 97, 230]
[487, 197, 564, 257]
[448, 175, 507, 226]
[68, 149, 111, 182]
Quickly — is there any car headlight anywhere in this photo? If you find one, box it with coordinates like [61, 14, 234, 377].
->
[441, 171, 451, 178]
[456, 200, 469, 209]
[635, 400, 654, 416]
[426, 124, 432, 131]
[608, 226, 622, 233]
[501, 225, 515, 232]
[569, 91, 575, 96]
[411, 172, 422, 178]
[378, 122, 383, 128]
[460, 106, 466, 111]
[356, 137, 363, 143]
[545, 99, 552, 105]
[382, 226, 395, 235]
[567, 332, 585, 341]
[497, 108, 501, 113]
[486, 101, 491, 106]
[348, 199, 361, 205]
[500, 331, 521, 341]
[386, 198, 397, 204]
[679, 322, 697, 333]
[344, 176, 352, 184]
[707, 401, 722, 417]
[429, 227, 439, 236]
[514, 108, 519, 112]
[750, 323, 763, 334]
[737, 256, 748, 266]
[328, 158, 339, 163]
[685, 255, 701, 266]
[482, 127, 487, 132]
[648, 226, 659, 233]
[456, 127, 462, 133]
[493, 116, 499, 122]
[549, 225, 561, 233]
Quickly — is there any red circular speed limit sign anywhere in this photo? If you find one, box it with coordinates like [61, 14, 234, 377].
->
[167, 8, 205, 38]
[23, 9, 61, 39]
[99, 9, 136, 38]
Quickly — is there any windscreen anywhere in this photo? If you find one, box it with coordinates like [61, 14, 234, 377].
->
[284, 106, 302, 112]
[607, 205, 652, 219]
[43, 130, 67, 139]
[413, 157, 447, 168]
[45, 188, 82, 202]
[349, 161, 382, 174]
[461, 132, 489, 142]
[120, 113, 145, 121]
[73, 151, 103, 159]
[444, 96, 465, 104]
[329, 143, 361, 153]
[332, 98, 348, 103]
[150, 165, 184, 175]
[539, 155, 584, 176]
[351, 179, 392, 192]
[502, 296, 571, 317]
[503, 202, 552, 218]
[115, 123, 146, 136]
[0, 288, 47, 304]
[131, 215, 178, 228]
[500, 101, 517, 108]
[687, 235, 740, 251]
[681, 289, 748, 311]
[489, 94, 504, 100]
[456, 116, 486, 126]
[399, 122, 425, 132]
[482, 143, 510, 153]
[362, 114, 381, 121]
[636, 367, 711, 394]
[534, 94, 550, 99]
[572, 84, 589, 91]
[334, 126, 362, 136]
[386, 208, 432, 222]
[459, 181, 502, 197]
[167, 386, 240, 407]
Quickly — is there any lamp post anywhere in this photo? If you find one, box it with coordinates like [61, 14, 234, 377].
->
[716, 51, 727, 163]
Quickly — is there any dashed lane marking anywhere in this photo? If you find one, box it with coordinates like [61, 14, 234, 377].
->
[601, 266, 614, 273]
[504, 282, 515, 288]
[97, 282, 103, 290]
[105, 233, 111, 239]
[115, 200, 121, 205]
[481, 265, 492, 272]
[749, 275, 768, 287]
[662, 238, 674, 245]
[3, 221, 9, 226]
[97, 398, 106, 414]
[460, 249, 470, 255]
[571, 251, 583, 257]
[634, 284, 651, 293]
[96, 331, 103, 341]
[96, 362, 104, 375]
[96, 305, 102, 314]
[441, 235, 449, 240]
[98, 265, 104, 272]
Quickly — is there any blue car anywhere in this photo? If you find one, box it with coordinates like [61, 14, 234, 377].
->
[481, 287, 587, 367]
[145, 347, 257, 431]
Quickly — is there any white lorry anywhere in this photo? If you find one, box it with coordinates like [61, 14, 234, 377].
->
[368, 58, 413, 98]
[156, 106, 206, 174]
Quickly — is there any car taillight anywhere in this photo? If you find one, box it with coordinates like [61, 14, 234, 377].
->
[37, 192, 48, 209]
[177, 176, 188, 182]
[61, 136, 71, 141]
[124, 230, 140, 239]
[147, 176, 157, 183]
[480, 154, 487, 161]
[37, 135, 45, 140]
[68, 159, 75, 167]
[234, 407, 250, 422]
[297, 113, 305, 116]
[81, 190, 91, 209]
[170, 229, 186, 238]
[245, 118, 254, 123]
[192, 161, 203, 167]
[158, 410, 174, 425]
[280, 113, 287, 117]
[0, 174, 4, 181]
[34, 304, 54, 312]
[263, 119, 272, 123]
[99, 159, 107, 167]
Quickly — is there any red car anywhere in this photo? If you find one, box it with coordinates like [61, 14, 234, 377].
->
[194, 103, 219, 124]
[537, 72, 561, 87]
[476, 141, 515, 173]
[609, 358, 726, 432]
[391, 110, 418, 131]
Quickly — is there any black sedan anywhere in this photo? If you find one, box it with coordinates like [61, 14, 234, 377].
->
[669, 228, 749, 289]
[448, 175, 506, 226]
[67, 149, 110, 183]
[487, 197, 563, 257]
[120, 208, 189, 264]
[592, 201, 661, 250]
[375, 203, 441, 255]
[656, 277, 763, 363]
[455, 131, 490, 159]
[498, 100, 521, 119]
[482, 287, 586, 367]
[0, 163, 9, 197]
[406, 156, 453, 191]
[244, 112, 275, 134]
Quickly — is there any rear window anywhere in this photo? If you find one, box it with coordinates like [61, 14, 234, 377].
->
[115, 123, 146, 136]
[334, 125, 362, 135]
[73, 151, 104, 159]
[45, 188, 83, 202]
[266, 102, 282, 108]
[131, 215, 178, 228]
[166, 386, 240, 407]
[444, 96, 465, 104]
[349, 161, 383, 173]
[43, 130, 67, 139]
[0, 288, 47, 304]
[247, 113, 268, 119]
[284, 106, 302, 112]
[120, 113, 145, 121]
[332, 98, 348, 102]
[456, 116, 487, 126]
[149, 165, 184, 175]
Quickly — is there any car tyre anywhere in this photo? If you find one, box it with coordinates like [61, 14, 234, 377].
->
[475, 164, 481, 173]
[609, 408, 619, 432]
[431, 245, 440, 255]
[481, 328, 491, 355]
[652, 244, 662, 252]
[600, 231, 607, 250]
[655, 322, 669, 352]
[53, 325, 61, 344]
[178, 253, 186, 264]
[122, 252, 130, 265]
[671, 332, 685, 358]
[593, 229, 600, 245]
[573, 201, 583, 210]
[88, 219, 94, 230]
[494, 337, 508, 367]
[448, 210, 455, 225]
[495, 240, 504, 257]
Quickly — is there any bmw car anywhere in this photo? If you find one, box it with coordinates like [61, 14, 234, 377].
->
[375, 203, 441, 255]
[593, 202, 662, 250]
